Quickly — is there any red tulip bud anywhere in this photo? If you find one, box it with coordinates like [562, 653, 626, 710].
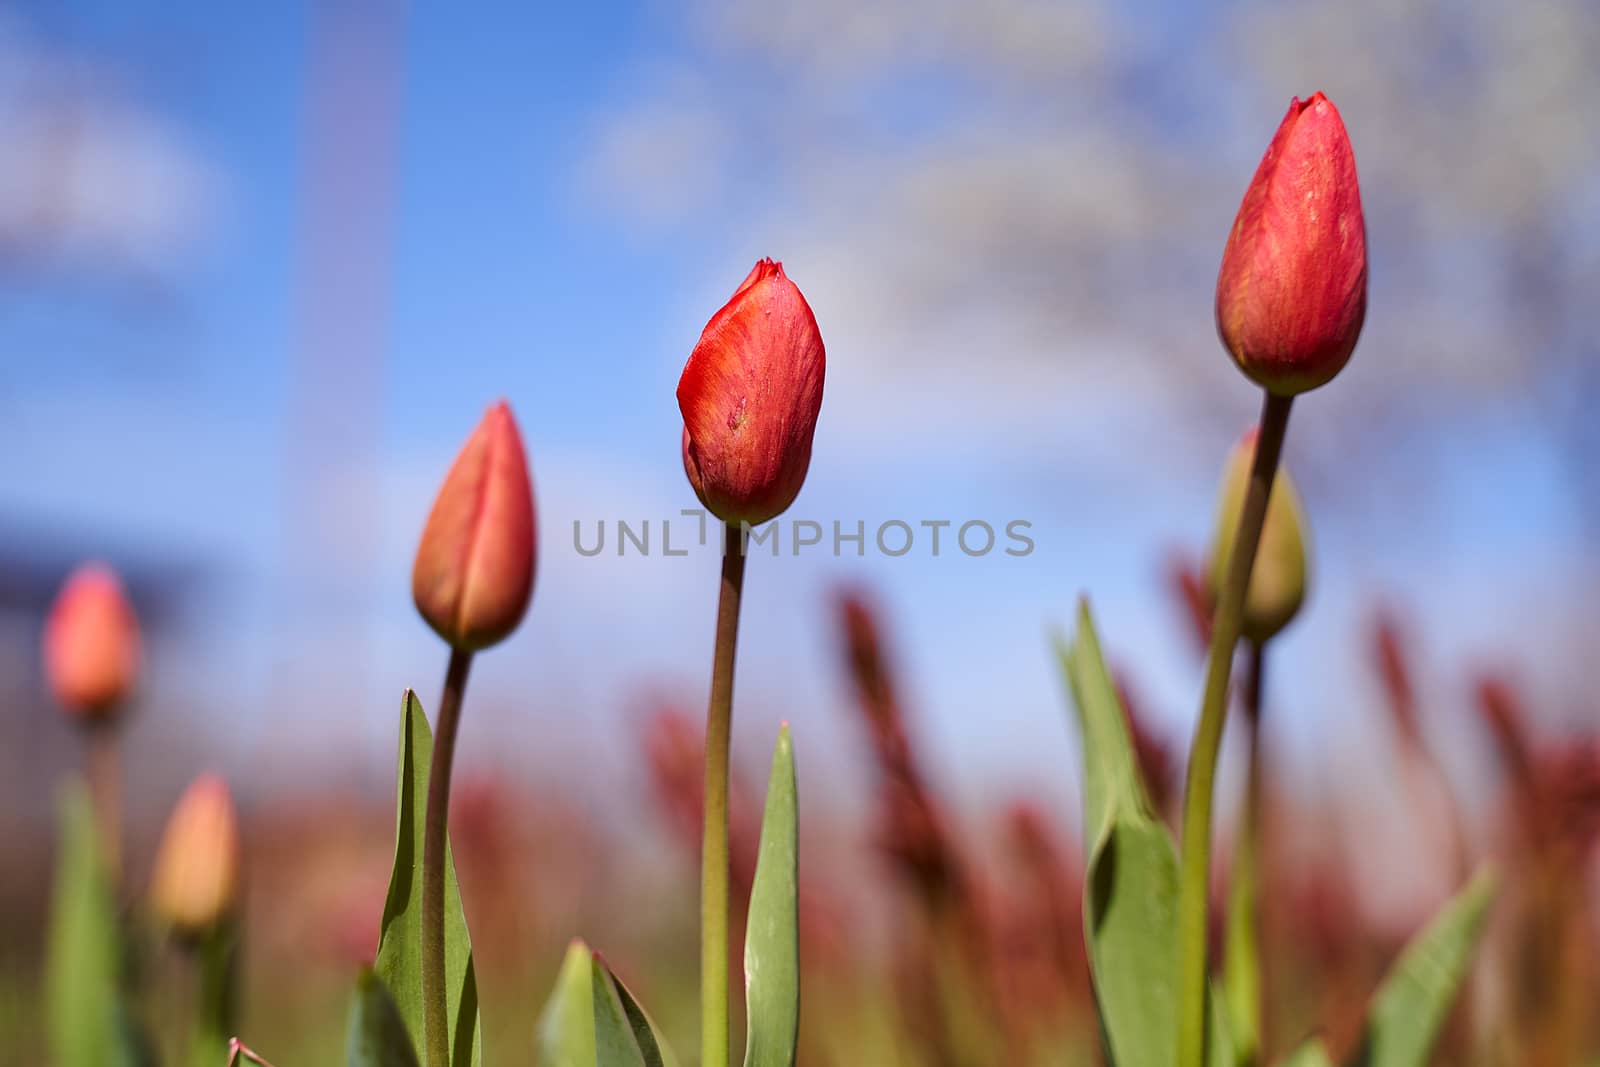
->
[412, 401, 537, 650]
[43, 563, 140, 722]
[150, 773, 240, 938]
[678, 259, 826, 526]
[1216, 93, 1367, 395]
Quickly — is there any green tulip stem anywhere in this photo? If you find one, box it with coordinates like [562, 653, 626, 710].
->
[1225, 639, 1268, 1066]
[421, 646, 473, 1067]
[84, 721, 122, 884]
[702, 521, 747, 1067]
[1178, 390, 1292, 1067]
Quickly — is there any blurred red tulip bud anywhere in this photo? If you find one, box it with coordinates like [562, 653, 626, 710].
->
[151, 773, 240, 938]
[1370, 607, 1421, 746]
[1164, 550, 1214, 653]
[1216, 93, 1367, 395]
[43, 563, 140, 722]
[1476, 673, 1533, 782]
[1207, 430, 1310, 644]
[412, 401, 537, 650]
[678, 259, 825, 525]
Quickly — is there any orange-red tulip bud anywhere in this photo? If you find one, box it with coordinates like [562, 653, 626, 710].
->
[412, 401, 537, 651]
[150, 773, 240, 938]
[678, 259, 825, 526]
[1216, 93, 1367, 395]
[43, 563, 140, 722]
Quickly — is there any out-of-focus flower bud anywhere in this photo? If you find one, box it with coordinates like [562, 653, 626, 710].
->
[1476, 674, 1533, 782]
[1207, 431, 1310, 644]
[1164, 550, 1214, 653]
[412, 401, 537, 651]
[1371, 607, 1421, 746]
[43, 563, 140, 723]
[678, 259, 825, 526]
[150, 773, 240, 939]
[1216, 93, 1367, 395]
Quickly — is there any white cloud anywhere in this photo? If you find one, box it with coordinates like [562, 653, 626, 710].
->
[0, 15, 221, 274]
[584, 0, 1600, 461]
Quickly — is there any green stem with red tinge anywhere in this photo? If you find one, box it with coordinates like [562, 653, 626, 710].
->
[1178, 390, 1292, 1067]
[702, 522, 747, 1067]
[421, 647, 473, 1067]
[85, 722, 122, 884]
[1225, 639, 1267, 1066]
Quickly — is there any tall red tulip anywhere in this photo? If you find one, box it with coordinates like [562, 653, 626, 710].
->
[1183, 91, 1365, 1067]
[1216, 92, 1367, 395]
[411, 401, 536, 1067]
[412, 401, 537, 651]
[678, 259, 825, 526]
[43, 563, 140, 722]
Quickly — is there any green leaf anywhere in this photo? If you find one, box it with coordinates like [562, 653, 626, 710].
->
[535, 941, 680, 1067]
[46, 781, 152, 1067]
[536, 941, 597, 1067]
[1057, 601, 1233, 1067]
[1346, 867, 1497, 1067]
[374, 690, 482, 1067]
[347, 968, 423, 1067]
[1208, 980, 1237, 1067]
[1081, 817, 1181, 1067]
[604, 959, 679, 1067]
[1060, 601, 1153, 841]
[46, 782, 117, 1067]
[591, 960, 648, 1067]
[743, 724, 800, 1067]
[1281, 1040, 1335, 1067]
[114, 1002, 160, 1067]
[191, 922, 241, 1067]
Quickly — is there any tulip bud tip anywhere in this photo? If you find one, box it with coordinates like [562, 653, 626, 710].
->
[1216, 90, 1366, 394]
[44, 561, 141, 721]
[151, 772, 241, 938]
[678, 258, 826, 526]
[412, 402, 538, 651]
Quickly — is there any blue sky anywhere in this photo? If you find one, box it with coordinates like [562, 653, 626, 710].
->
[3, 0, 1594, 849]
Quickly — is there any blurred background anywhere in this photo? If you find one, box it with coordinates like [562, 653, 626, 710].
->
[2, 0, 1597, 1063]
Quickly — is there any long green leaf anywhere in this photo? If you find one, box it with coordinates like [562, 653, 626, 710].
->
[1060, 601, 1153, 840]
[1347, 867, 1497, 1067]
[46, 782, 118, 1067]
[743, 723, 800, 1067]
[347, 968, 423, 1067]
[374, 690, 481, 1067]
[46, 781, 153, 1067]
[1057, 601, 1233, 1067]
